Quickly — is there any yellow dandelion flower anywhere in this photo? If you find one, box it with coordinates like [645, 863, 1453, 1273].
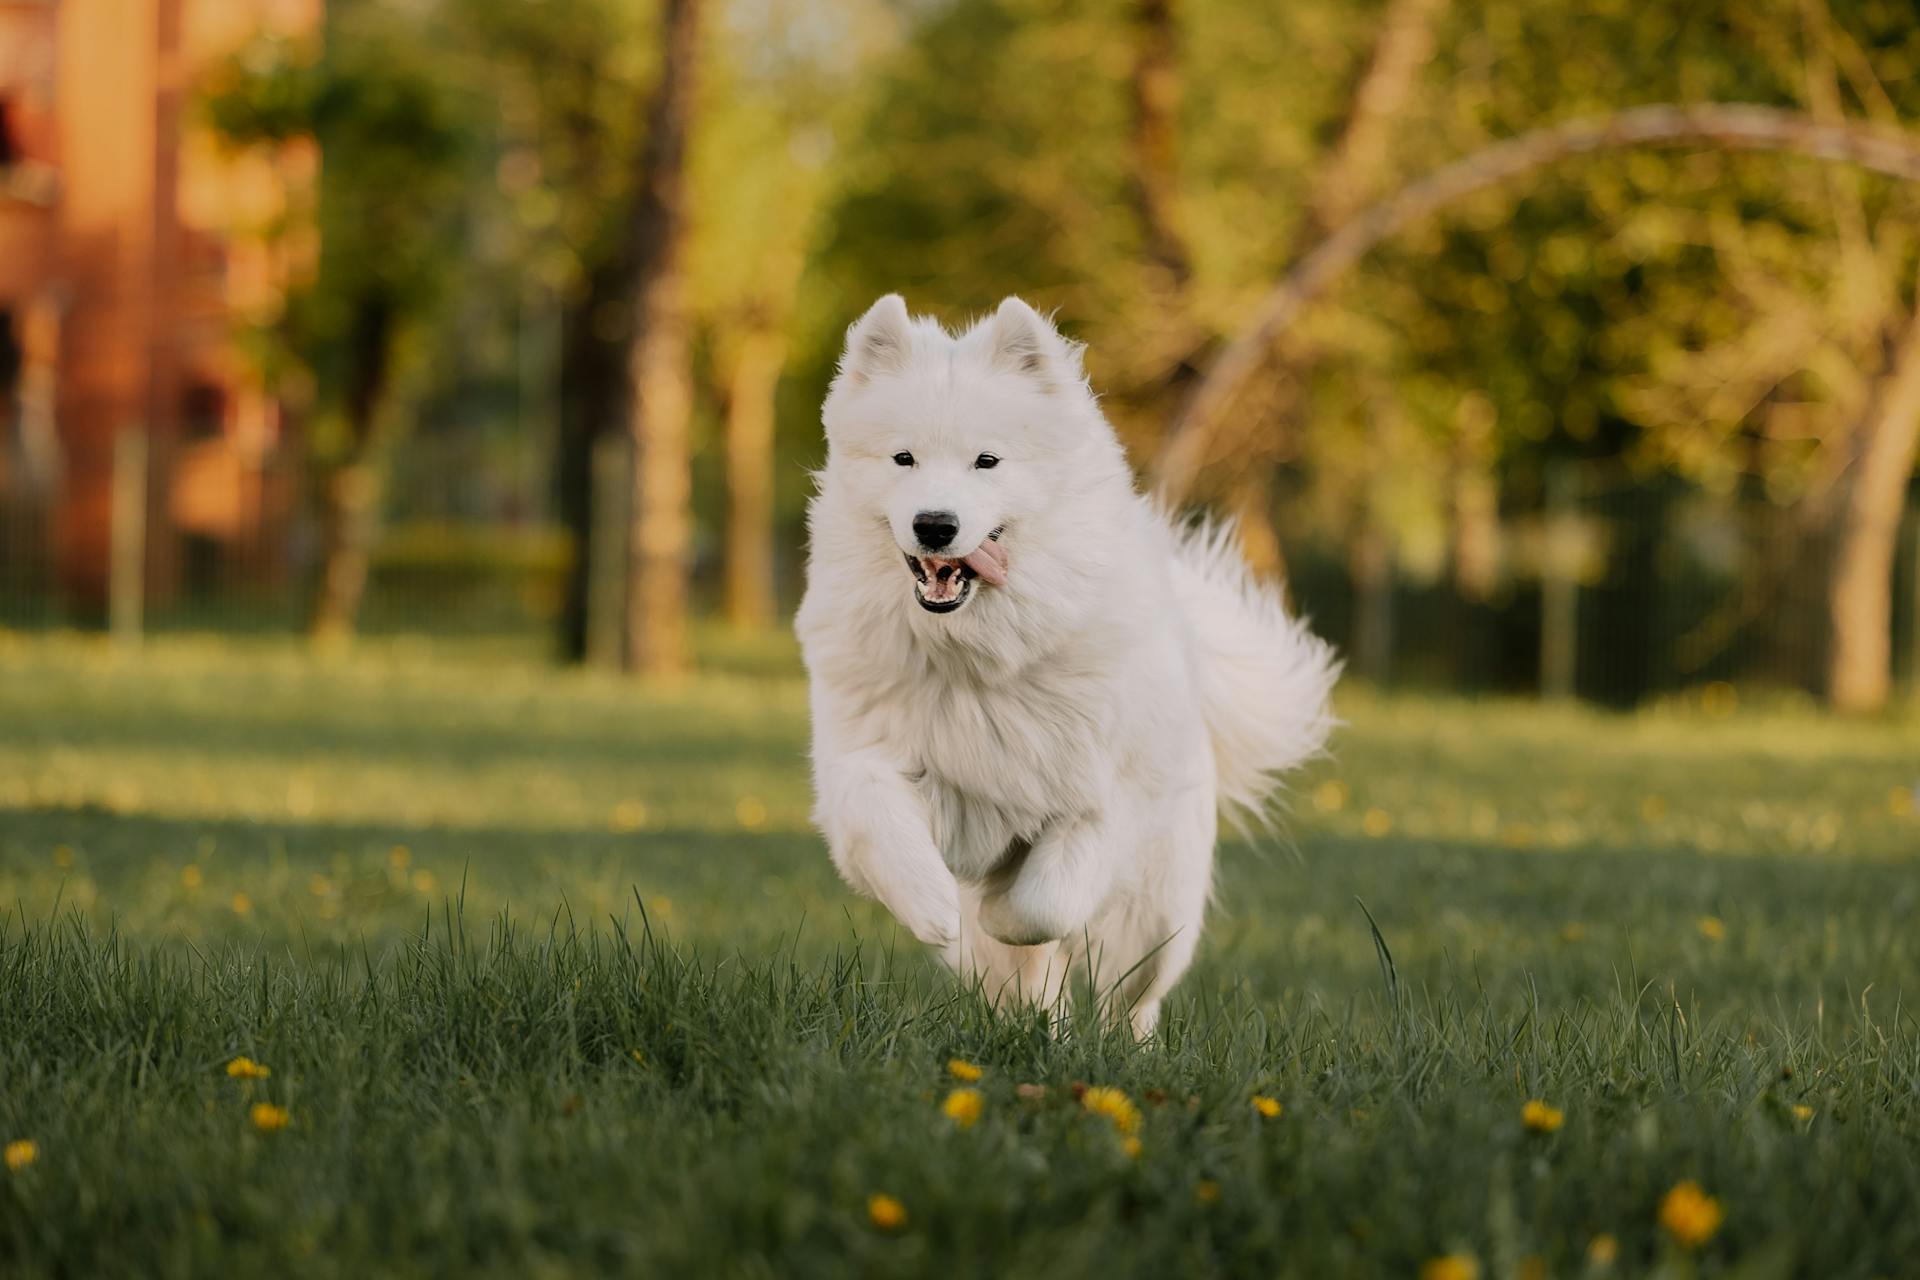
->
[1790, 1103, 1813, 1122]
[1252, 1095, 1282, 1119]
[230, 892, 252, 916]
[1121, 1135, 1142, 1158]
[1521, 1099, 1564, 1134]
[180, 865, 203, 890]
[735, 796, 768, 829]
[867, 1192, 907, 1230]
[1080, 1086, 1140, 1135]
[1361, 808, 1393, 838]
[1518, 1257, 1548, 1280]
[389, 844, 411, 869]
[1312, 780, 1348, 813]
[4, 1139, 36, 1172]
[226, 1056, 272, 1080]
[1696, 916, 1726, 942]
[1420, 1254, 1480, 1280]
[608, 800, 648, 833]
[942, 1087, 983, 1129]
[946, 1058, 983, 1082]
[1586, 1233, 1618, 1267]
[411, 869, 437, 894]
[250, 1102, 290, 1133]
[1195, 1179, 1220, 1205]
[1658, 1180, 1722, 1248]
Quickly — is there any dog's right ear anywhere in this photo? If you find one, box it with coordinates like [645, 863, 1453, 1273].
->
[835, 294, 914, 388]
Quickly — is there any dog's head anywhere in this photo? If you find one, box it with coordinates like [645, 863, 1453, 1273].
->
[818, 294, 1123, 617]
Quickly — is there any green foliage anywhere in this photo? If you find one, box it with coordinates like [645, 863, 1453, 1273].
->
[1, 637, 1916, 1273]
[204, 1, 481, 455]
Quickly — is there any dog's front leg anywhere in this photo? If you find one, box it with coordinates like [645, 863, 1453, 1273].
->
[814, 747, 962, 951]
[976, 812, 1113, 947]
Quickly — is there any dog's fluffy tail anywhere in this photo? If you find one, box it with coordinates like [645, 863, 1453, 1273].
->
[1170, 519, 1341, 824]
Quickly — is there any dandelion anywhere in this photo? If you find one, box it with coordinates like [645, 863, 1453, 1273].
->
[250, 1102, 290, 1133]
[230, 892, 252, 916]
[1790, 1103, 1813, 1123]
[1420, 1254, 1480, 1280]
[1252, 1095, 1282, 1119]
[1312, 780, 1348, 813]
[608, 800, 648, 833]
[946, 1058, 983, 1082]
[867, 1192, 907, 1230]
[1586, 1233, 1618, 1266]
[1121, 1135, 1142, 1158]
[1361, 808, 1393, 838]
[1079, 1086, 1140, 1135]
[1521, 1099, 1564, 1134]
[1658, 1180, 1722, 1248]
[735, 796, 768, 829]
[180, 864, 203, 889]
[1195, 1179, 1220, 1205]
[942, 1087, 983, 1129]
[226, 1056, 272, 1080]
[1696, 916, 1726, 942]
[411, 869, 437, 894]
[4, 1139, 36, 1172]
[389, 844, 411, 869]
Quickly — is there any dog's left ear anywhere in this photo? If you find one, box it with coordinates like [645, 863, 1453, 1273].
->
[982, 297, 1083, 392]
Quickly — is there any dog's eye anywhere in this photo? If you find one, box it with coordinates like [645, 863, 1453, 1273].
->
[974, 453, 1000, 470]
[891, 451, 914, 467]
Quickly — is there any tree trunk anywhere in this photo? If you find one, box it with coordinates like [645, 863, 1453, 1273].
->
[555, 257, 631, 662]
[1828, 296, 1920, 713]
[621, 0, 702, 676]
[309, 296, 392, 642]
[310, 460, 380, 642]
[723, 324, 784, 629]
[1129, 0, 1190, 294]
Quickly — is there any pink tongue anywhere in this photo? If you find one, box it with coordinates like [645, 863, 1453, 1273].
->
[962, 540, 1009, 587]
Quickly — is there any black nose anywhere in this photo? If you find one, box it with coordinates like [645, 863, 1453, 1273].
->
[912, 511, 959, 551]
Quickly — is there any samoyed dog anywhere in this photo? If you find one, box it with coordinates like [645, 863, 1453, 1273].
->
[797, 294, 1338, 1034]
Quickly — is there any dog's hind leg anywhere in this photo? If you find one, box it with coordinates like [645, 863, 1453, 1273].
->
[1086, 790, 1215, 1038]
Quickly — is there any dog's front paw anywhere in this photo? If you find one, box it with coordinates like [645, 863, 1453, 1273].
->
[888, 867, 963, 952]
[976, 881, 1075, 948]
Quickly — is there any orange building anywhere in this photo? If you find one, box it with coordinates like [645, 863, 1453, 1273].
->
[0, 0, 317, 616]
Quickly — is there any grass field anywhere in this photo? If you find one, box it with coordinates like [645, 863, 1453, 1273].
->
[1, 632, 1916, 1277]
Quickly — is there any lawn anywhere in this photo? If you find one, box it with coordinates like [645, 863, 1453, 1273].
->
[0, 631, 1916, 1277]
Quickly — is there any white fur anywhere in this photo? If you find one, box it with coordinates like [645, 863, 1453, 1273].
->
[797, 295, 1339, 1035]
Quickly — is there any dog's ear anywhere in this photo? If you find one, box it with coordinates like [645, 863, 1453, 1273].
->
[982, 296, 1081, 392]
[835, 294, 914, 387]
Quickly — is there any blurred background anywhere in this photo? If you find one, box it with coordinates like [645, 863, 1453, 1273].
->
[2, 0, 1918, 711]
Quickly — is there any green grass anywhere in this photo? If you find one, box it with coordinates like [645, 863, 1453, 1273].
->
[1, 631, 1916, 1277]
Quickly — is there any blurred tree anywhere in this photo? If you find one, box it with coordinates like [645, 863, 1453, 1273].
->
[205, 3, 476, 641]
[621, 0, 703, 675]
[453, 0, 651, 663]
[686, 0, 888, 631]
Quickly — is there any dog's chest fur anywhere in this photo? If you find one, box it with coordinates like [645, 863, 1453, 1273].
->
[890, 651, 1115, 882]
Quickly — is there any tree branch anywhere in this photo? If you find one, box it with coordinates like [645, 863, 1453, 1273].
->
[1152, 103, 1920, 500]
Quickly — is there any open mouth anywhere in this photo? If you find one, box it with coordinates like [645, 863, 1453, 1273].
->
[904, 527, 1006, 614]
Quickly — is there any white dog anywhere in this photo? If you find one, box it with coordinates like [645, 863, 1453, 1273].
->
[797, 295, 1338, 1034]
